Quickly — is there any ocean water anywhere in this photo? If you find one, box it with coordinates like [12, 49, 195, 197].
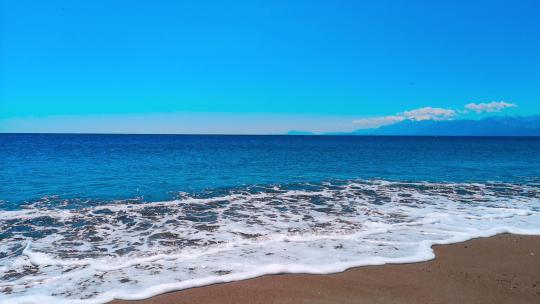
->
[1, 134, 540, 303]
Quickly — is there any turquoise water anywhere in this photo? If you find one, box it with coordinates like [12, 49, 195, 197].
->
[1, 134, 540, 303]
[2, 134, 540, 206]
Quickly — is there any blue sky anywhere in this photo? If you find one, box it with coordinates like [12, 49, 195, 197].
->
[1, 0, 539, 133]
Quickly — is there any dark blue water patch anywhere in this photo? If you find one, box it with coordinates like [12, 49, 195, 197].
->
[2, 134, 540, 207]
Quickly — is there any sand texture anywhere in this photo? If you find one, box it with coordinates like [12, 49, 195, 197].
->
[112, 234, 540, 304]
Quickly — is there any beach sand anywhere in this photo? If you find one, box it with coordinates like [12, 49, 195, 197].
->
[112, 234, 540, 304]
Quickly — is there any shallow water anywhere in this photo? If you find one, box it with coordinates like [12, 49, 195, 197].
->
[1, 135, 540, 303]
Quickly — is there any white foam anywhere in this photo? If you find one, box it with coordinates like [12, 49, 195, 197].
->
[1, 180, 539, 304]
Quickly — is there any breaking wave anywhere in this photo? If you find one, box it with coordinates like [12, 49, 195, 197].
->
[1, 179, 540, 303]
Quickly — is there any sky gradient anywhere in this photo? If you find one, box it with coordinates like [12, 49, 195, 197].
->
[1, 0, 539, 133]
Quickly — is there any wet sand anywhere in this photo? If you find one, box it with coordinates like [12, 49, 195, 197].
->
[112, 234, 540, 304]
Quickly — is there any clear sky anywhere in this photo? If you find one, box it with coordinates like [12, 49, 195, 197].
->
[1, 0, 539, 134]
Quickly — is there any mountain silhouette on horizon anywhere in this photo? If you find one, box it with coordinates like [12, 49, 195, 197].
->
[288, 116, 540, 136]
[350, 116, 540, 136]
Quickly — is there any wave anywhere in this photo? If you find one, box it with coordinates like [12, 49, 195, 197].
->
[1, 180, 540, 303]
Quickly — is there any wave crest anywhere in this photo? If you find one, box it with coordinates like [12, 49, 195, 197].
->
[1, 180, 540, 303]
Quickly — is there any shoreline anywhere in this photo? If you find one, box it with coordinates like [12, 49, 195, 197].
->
[111, 234, 540, 304]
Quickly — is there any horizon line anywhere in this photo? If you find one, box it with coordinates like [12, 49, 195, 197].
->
[1, 132, 540, 138]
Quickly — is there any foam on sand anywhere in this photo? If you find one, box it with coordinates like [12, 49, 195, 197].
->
[1, 180, 539, 303]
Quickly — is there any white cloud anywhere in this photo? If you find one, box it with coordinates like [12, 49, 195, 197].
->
[352, 107, 456, 129]
[402, 107, 456, 121]
[464, 101, 517, 113]
[352, 115, 405, 128]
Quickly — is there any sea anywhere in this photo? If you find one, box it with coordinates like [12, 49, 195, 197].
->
[1, 134, 540, 303]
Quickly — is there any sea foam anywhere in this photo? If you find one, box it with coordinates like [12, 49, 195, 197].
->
[1, 180, 539, 303]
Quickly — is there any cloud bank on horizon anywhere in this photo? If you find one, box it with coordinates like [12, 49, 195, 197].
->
[464, 101, 517, 113]
[353, 101, 517, 129]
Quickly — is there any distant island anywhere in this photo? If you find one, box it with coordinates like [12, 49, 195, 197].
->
[286, 130, 315, 135]
[288, 116, 540, 136]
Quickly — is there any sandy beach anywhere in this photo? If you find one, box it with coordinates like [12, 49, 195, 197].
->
[111, 234, 540, 304]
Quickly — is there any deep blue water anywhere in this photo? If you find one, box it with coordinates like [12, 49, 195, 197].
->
[2, 133, 540, 207]
[2, 133, 540, 303]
